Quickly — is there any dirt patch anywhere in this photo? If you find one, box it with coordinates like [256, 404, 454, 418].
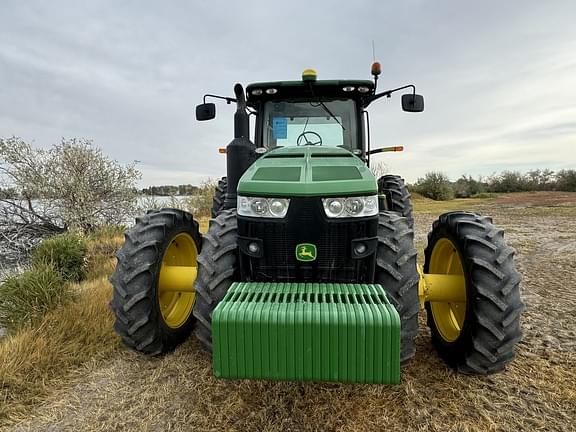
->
[492, 191, 576, 208]
[6, 340, 575, 432]
[3, 193, 576, 432]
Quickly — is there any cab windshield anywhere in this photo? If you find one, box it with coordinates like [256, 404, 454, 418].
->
[262, 99, 358, 149]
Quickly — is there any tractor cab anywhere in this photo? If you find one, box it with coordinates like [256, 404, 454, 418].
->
[246, 75, 374, 157]
[197, 68, 424, 162]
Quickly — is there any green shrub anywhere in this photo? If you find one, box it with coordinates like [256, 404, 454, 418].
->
[556, 169, 576, 192]
[453, 175, 485, 198]
[487, 171, 528, 193]
[31, 233, 87, 282]
[0, 264, 70, 331]
[414, 172, 454, 201]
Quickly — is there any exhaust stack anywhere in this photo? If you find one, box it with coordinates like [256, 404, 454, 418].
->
[225, 84, 254, 209]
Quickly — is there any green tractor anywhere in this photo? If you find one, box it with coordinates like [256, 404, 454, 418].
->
[110, 65, 523, 383]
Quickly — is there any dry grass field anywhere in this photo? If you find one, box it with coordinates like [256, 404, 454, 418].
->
[1, 192, 575, 431]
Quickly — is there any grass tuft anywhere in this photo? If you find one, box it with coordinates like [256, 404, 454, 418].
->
[0, 264, 69, 331]
[83, 225, 127, 279]
[31, 233, 87, 283]
[0, 277, 120, 422]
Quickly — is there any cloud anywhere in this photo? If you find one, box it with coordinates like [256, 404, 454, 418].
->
[0, 0, 575, 186]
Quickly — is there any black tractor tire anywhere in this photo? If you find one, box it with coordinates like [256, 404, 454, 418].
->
[193, 209, 238, 352]
[211, 177, 228, 218]
[374, 211, 420, 364]
[424, 212, 524, 374]
[109, 208, 201, 355]
[378, 175, 414, 229]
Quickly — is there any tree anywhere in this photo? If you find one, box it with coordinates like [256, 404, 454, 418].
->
[0, 137, 141, 260]
[486, 171, 526, 193]
[414, 172, 454, 201]
[453, 175, 485, 198]
[525, 169, 555, 191]
[556, 169, 576, 192]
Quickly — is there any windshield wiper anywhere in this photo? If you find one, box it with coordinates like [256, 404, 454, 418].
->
[310, 101, 345, 130]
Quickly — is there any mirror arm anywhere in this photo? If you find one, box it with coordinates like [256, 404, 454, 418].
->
[203, 94, 237, 104]
[364, 84, 416, 106]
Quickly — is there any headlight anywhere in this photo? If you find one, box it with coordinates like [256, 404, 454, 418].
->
[238, 196, 290, 218]
[324, 198, 345, 217]
[345, 197, 364, 215]
[250, 198, 269, 215]
[269, 198, 289, 217]
[322, 195, 378, 218]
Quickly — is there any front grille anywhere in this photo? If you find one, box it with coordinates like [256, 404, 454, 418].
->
[238, 198, 377, 283]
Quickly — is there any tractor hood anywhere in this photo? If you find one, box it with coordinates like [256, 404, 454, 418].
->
[237, 146, 377, 197]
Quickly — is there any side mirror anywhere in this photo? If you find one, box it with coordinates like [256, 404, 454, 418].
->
[401, 94, 424, 112]
[196, 103, 216, 121]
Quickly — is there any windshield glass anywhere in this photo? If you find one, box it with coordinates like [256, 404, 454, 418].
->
[262, 99, 357, 149]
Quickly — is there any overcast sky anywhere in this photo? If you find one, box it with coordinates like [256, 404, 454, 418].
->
[1, 1, 575, 186]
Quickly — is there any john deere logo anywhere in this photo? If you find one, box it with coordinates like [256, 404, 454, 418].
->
[296, 243, 317, 262]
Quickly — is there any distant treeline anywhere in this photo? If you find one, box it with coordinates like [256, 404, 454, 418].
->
[0, 184, 203, 198]
[412, 169, 576, 201]
[3, 169, 575, 202]
[140, 184, 200, 196]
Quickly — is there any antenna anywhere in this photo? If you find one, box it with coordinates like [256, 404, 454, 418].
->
[372, 40, 376, 62]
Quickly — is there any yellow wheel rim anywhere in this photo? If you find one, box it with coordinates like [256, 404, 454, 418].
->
[158, 232, 198, 329]
[429, 238, 467, 342]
